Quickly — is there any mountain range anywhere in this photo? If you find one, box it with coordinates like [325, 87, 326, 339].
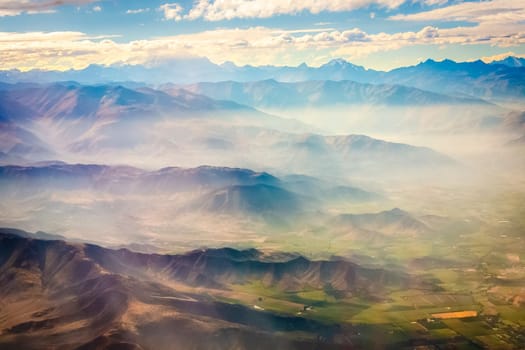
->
[0, 230, 433, 349]
[0, 82, 459, 179]
[173, 79, 488, 109]
[0, 82, 307, 158]
[0, 163, 378, 221]
[0, 163, 280, 193]
[1, 57, 524, 101]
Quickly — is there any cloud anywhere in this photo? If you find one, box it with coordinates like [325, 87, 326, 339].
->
[92, 5, 101, 12]
[423, 0, 448, 5]
[480, 52, 525, 63]
[126, 8, 149, 15]
[390, 0, 524, 24]
[0, 0, 96, 16]
[160, 3, 184, 21]
[0, 31, 123, 71]
[389, 0, 525, 49]
[162, 0, 408, 21]
[1, 23, 525, 71]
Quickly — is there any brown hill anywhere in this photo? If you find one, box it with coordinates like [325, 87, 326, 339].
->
[0, 230, 432, 349]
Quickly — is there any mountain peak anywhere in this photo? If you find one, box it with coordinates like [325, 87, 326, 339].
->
[327, 58, 349, 65]
[491, 56, 525, 68]
[323, 58, 360, 69]
[387, 207, 408, 216]
[420, 58, 454, 66]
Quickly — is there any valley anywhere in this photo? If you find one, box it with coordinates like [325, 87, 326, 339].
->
[0, 220, 523, 349]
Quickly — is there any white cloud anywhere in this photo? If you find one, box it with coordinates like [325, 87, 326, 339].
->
[389, 0, 525, 50]
[92, 5, 101, 12]
[126, 8, 149, 14]
[175, 0, 408, 21]
[0, 0, 96, 16]
[1, 23, 524, 71]
[160, 3, 184, 21]
[423, 0, 448, 5]
[480, 52, 525, 63]
[390, 0, 524, 24]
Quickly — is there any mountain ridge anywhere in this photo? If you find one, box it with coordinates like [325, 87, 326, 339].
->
[2, 56, 524, 100]
[0, 229, 435, 349]
[176, 79, 489, 108]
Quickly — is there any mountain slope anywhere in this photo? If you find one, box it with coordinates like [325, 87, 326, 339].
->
[191, 184, 307, 217]
[269, 133, 455, 178]
[0, 230, 430, 349]
[0, 82, 312, 156]
[334, 208, 430, 237]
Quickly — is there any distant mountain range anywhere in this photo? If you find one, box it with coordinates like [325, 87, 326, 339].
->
[377, 59, 525, 100]
[1, 56, 524, 100]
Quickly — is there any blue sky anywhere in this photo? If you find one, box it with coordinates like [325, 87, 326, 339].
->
[1, 0, 524, 71]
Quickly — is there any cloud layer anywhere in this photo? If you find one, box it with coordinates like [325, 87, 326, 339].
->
[0, 0, 523, 70]
[390, 0, 524, 23]
[177, 0, 407, 21]
[1, 21, 524, 71]
[0, 0, 95, 16]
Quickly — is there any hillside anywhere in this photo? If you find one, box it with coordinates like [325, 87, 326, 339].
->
[191, 184, 307, 217]
[0, 230, 429, 349]
[334, 208, 430, 237]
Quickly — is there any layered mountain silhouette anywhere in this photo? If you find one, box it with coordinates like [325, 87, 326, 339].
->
[0, 163, 280, 194]
[2, 56, 524, 100]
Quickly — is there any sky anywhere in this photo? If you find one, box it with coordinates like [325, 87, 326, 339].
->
[0, 0, 524, 71]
